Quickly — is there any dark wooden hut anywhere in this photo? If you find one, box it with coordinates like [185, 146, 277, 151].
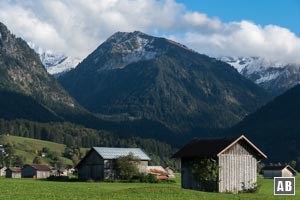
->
[262, 165, 297, 178]
[21, 164, 51, 179]
[5, 167, 21, 178]
[173, 135, 267, 193]
[76, 147, 151, 181]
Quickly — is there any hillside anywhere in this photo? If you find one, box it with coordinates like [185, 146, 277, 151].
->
[0, 135, 80, 166]
[229, 84, 300, 162]
[60, 31, 269, 135]
[0, 22, 138, 135]
[0, 119, 178, 168]
[0, 22, 80, 118]
[0, 90, 60, 122]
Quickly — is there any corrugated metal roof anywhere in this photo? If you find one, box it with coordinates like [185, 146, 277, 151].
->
[93, 147, 151, 160]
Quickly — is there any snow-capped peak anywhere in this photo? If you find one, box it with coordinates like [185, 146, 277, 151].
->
[28, 42, 81, 76]
[220, 56, 300, 95]
[94, 31, 162, 71]
[220, 56, 287, 73]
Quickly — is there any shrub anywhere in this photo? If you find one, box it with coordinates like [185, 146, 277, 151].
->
[115, 153, 140, 180]
[241, 182, 260, 193]
[138, 173, 159, 183]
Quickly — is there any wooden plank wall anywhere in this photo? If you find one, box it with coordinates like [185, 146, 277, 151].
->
[218, 141, 257, 193]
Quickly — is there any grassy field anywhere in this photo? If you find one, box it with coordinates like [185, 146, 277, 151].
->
[1, 135, 88, 165]
[0, 175, 298, 200]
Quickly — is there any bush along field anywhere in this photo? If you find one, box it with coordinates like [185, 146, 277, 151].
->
[0, 175, 299, 200]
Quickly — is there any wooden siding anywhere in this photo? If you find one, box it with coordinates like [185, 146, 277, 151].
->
[282, 168, 294, 177]
[181, 158, 197, 190]
[264, 168, 294, 178]
[78, 150, 104, 180]
[22, 165, 50, 179]
[22, 165, 36, 178]
[218, 141, 257, 193]
[263, 170, 282, 178]
[5, 170, 21, 178]
[181, 158, 217, 191]
[36, 171, 50, 179]
[138, 161, 148, 173]
[78, 149, 149, 181]
[218, 155, 257, 193]
[0, 167, 6, 176]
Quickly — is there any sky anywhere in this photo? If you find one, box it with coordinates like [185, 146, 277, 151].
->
[0, 0, 300, 65]
[178, 0, 300, 35]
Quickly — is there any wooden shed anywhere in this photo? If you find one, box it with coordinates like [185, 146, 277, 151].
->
[76, 147, 151, 181]
[262, 165, 297, 178]
[21, 164, 51, 179]
[0, 166, 7, 176]
[173, 135, 267, 193]
[5, 167, 21, 178]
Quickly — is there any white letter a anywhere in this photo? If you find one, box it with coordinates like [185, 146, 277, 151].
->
[277, 181, 284, 191]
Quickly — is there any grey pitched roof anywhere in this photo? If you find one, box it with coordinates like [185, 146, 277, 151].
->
[93, 147, 151, 160]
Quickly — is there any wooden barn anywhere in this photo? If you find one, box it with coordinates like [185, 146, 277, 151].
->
[173, 135, 267, 193]
[5, 167, 21, 178]
[262, 165, 297, 178]
[21, 164, 51, 179]
[76, 147, 151, 181]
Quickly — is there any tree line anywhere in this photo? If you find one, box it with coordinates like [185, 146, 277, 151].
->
[0, 118, 179, 169]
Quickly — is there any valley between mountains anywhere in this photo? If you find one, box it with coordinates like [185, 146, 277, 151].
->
[1, 21, 300, 165]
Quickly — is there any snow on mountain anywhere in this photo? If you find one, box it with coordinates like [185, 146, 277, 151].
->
[94, 31, 164, 72]
[27, 42, 81, 76]
[220, 56, 300, 95]
[46, 56, 81, 75]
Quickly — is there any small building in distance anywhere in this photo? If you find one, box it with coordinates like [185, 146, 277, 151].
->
[173, 135, 267, 193]
[0, 166, 7, 176]
[22, 164, 51, 179]
[76, 147, 151, 181]
[6, 167, 21, 178]
[147, 166, 169, 180]
[0, 145, 5, 154]
[165, 166, 176, 178]
[262, 165, 297, 178]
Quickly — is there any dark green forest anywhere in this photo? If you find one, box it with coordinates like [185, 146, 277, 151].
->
[0, 118, 179, 169]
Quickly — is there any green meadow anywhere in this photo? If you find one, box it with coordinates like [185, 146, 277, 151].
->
[0, 175, 298, 200]
[0, 135, 88, 165]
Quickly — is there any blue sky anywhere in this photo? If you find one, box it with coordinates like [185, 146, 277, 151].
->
[0, 0, 300, 64]
[178, 0, 300, 35]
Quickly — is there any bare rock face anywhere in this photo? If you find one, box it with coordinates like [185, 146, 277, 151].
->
[0, 22, 80, 120]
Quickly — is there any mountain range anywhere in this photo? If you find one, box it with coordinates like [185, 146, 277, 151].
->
[2, 20, 300, 164]
[36, 46, 300, 98]
[221, 56, 300, 96]
[59, 31, 269, 134]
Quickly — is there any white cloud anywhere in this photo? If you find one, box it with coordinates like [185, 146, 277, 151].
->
[0, 0, 300, 65]
[173, 21, 300, 65]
